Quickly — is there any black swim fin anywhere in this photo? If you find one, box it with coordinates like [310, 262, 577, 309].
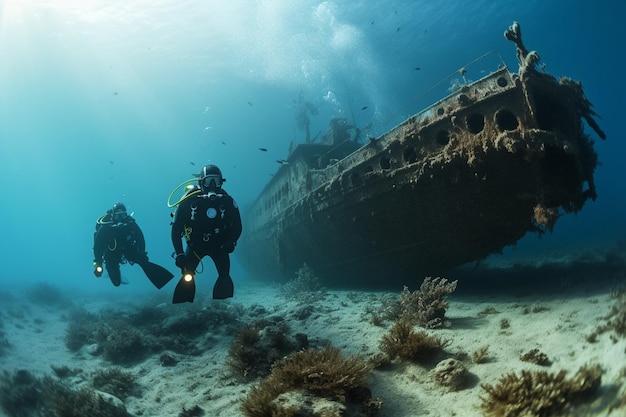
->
[173, 276, 196, 303]
[139, 262, 175, 289]
[212, 275, 234, 300]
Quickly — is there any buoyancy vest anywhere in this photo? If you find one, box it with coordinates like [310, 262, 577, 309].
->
[180, 192, 233, 246]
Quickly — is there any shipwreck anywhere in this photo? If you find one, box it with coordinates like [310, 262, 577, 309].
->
[237, 22, 606, 287]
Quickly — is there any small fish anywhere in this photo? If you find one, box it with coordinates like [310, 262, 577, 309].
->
[248, 101, 253, 106]
[414, 67, 421, 71]
[396, 27, 400, 32]
[276, 159, 290, 165]
[110, 161, 114, 165]
[190, 161, 195, 166]
[361, 106, 368, 110]
[113, 92, 118, 95]
[221, 141, 226, 145]
[258, 147, 268, 152]
[371, 21, 374, 25]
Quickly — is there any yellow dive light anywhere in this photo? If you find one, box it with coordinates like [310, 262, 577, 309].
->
[183, 272, 195, 282]
[96, 266, 103, 273]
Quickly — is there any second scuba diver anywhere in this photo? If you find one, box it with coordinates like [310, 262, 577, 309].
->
[93, 202, 174, 289]
[170, 164, 242, 303]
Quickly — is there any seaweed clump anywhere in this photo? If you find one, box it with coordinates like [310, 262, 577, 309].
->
[241, 346, 380, 417]
[64, 308, 101, 352]
[24, 282, 68, 306]
[227, 318, 309, 380]
[379, 320, 450, 363]
[0, 369, 131, 417]
[64, 301, 245, 363]
[91, 367, 138, 399]
[279, 263, 326, 304]
[480, 364, 602, 417]
[101, 322, 149, 364]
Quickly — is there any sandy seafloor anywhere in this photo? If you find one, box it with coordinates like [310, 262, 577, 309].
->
[1, 243, 625, 417]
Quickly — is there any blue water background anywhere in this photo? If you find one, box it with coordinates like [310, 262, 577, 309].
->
[0, 0, 623, 296]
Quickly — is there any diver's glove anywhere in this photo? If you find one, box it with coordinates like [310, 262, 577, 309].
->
[93, 261, 103, 277]
[175, 253, 187, 270]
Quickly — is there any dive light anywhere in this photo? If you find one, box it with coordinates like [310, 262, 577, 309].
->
[93, 262, 103, 277]
[183, 271, 195, 282]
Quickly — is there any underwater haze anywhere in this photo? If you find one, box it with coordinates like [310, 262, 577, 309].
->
[0, 0, 624, 296]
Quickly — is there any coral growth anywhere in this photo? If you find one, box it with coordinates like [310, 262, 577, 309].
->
[480, 364, 602, 417]
[362, 277, 458, 328]
[24, 282, 68, 306]
[0, 370, 42, 417]
[64, 308, 100, 352]
[362, 293, 403, 326]
[280, 263, 326, 304]
[91, 367, 137, 399]
[227, 318, 309, 380]
[472, 346, 490, 364]
[64, 301, 245, 363]
[589, 288, 626, 341]
[241, 346, 379, 417]
[379, 320, 450, 362]
[0, 369, 131, 417]
[95, 321, 148, 364]
[519, 348, 551, 366]
[398, 277, 458, 328]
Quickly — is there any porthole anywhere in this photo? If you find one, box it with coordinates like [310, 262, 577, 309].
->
[466, 113, 485, 134]
[403, 147, 418, 164]
[495, 109, 518, 131]
[497, 77, 508, 87]
[380, 157, 391, 170]
[458, 94, 470, 105]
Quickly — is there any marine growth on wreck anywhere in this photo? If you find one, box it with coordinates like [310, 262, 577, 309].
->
[237, 21, 606, 287]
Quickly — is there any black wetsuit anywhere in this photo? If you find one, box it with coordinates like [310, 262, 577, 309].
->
[93, 214, 149, 286]
[171, 189, 242, 293]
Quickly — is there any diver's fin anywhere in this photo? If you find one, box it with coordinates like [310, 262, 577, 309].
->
[212, 276, 234, 300]
[139, 262, 175, 289]
[173, 277, 196, 303]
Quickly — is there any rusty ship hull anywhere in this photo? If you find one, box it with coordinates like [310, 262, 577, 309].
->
[237, 23, 605, 287]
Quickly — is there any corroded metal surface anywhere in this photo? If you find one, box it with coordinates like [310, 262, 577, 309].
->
[237, 23, 605, 287]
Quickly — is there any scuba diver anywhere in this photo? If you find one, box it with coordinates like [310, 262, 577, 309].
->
[93, 202, 174, 289]
[169, 164, 242, 303]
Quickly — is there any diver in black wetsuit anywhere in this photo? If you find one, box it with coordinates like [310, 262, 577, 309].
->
[170, 164, 242, 303]
[93, 202, 173, 288]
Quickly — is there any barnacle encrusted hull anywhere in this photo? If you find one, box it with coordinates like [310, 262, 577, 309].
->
[237, 22, 605, 287]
